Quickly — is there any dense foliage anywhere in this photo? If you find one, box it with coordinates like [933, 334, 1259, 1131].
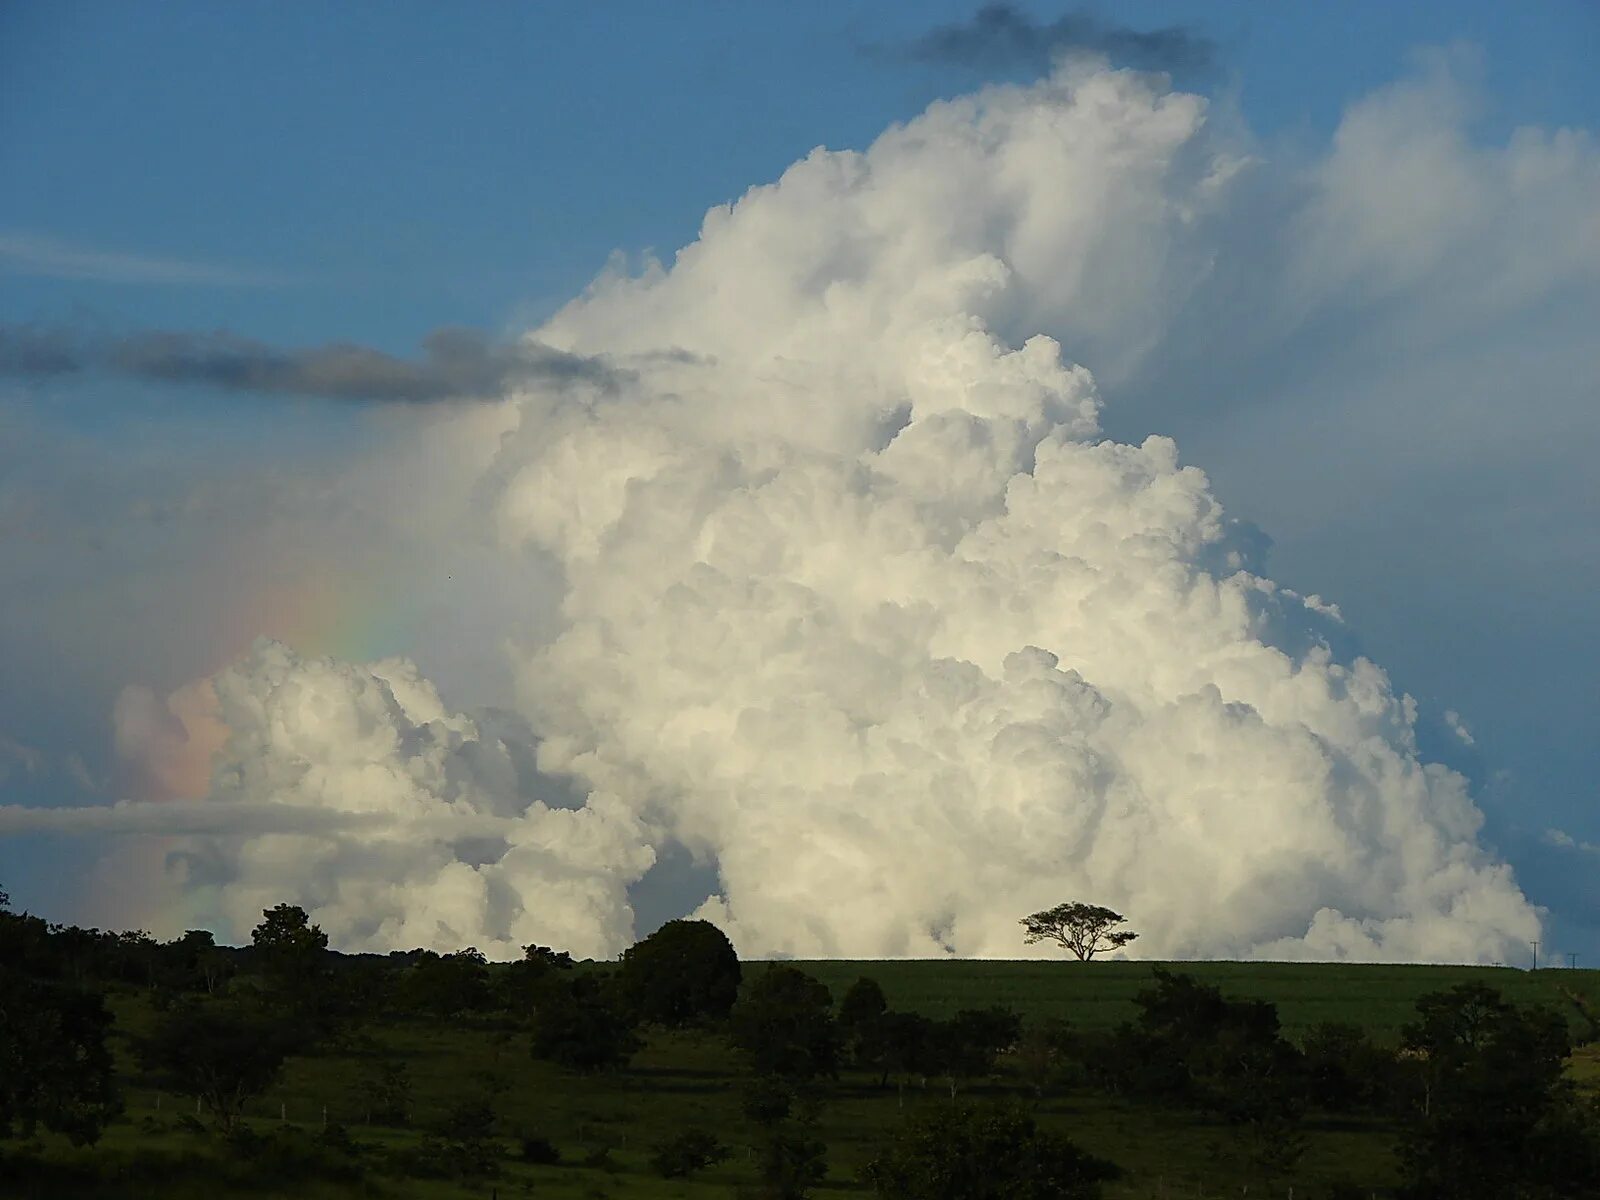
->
[864, 1101, 1120, 1200]
[618, 918, 742, 1027]
[1, 882, 1598, 1198]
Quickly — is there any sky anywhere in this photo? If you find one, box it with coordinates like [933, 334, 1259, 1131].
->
[1, 2, 1596, 963]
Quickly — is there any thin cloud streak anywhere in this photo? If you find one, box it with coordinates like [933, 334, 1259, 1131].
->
[896, 3, 1213, 76]
[0, 324, 626, 402]
[0, 799, 526, 838]
[0, 231, 288, 287]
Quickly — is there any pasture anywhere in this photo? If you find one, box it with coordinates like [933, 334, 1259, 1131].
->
[9, 960, 1599, 1200]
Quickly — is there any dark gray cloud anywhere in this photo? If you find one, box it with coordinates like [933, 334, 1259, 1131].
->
[0, 323, 624, 402]
[900, 4, 1212, 76]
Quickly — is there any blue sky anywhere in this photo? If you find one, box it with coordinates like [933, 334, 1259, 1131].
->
[7, 1, 1595, 356]
[2, 2, 1597, 961]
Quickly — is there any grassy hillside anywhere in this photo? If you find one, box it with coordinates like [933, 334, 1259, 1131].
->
[789, 959, 1600, 1042]
[10, 959, 1599, 1200]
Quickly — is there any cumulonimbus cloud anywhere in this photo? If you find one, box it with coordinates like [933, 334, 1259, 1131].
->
[53, 56, 1593, 963]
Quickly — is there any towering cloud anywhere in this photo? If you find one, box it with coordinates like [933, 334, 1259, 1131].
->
[484, 63, 1537, 961]
[86, 61, 1556, 963]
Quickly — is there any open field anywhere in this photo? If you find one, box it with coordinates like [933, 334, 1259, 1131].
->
[9, 960, 1599, 1200]
[790, 959, 1600, 1042]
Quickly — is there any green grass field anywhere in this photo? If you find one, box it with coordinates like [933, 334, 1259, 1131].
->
[12, 960, 1600, 1200]
[790, 959, 1600, 1043]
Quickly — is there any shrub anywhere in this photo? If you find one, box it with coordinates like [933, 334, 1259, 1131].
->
[651, 1127, 730, 1178]
[864, 1101, 1119, 1200]
[519, 1132, 561, 1164]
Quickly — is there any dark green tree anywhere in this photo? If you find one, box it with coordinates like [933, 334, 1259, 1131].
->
[1399, 983, 1600, 1198]
[859, 1010, 937, 1094]
[159, 929, 231, 994]
[0, 973, 120, 1145]
[864, 1101, 1120, 1200]
[838, 976, 888, 1030]
[530, 974, 640, 1072]
[650, 1128, 731, 1178]
[354, 1057, 412, 1126]
[1112, 969, 1303, 1120]
[138, 1002, 296, 1132]
[931, 1007, 1022, 1096]
[756, 1125, 828, 1200]
[619, 919, 741, 1027]
[497, 942, 575, 1015]
[401, 948, 492, 1018]
[731, 965, 840, 1081]
[1301, 1020, 1395, 1113]
[1014, 1017, 1078, 1097]
[250, 903, 329, 1010]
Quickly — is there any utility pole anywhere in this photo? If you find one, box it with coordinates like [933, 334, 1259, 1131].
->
[1531, 940, 1540, 970]
[1571, 952, 1580, 970]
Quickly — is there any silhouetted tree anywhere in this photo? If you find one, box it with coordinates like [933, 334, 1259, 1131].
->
[839, 976, 888, 1030]
[497, 942, 575, 1015]
[1020, 902, 1137, 960]
[522, 943, 575, 970]
[0, 973, 120, 1145]
[731, 965, 840, 1081]
[620, 919, 741, 1027]
[1399, 983, 1600, 1198]
[860, 1010, 938, 1096]
[1301, 1020, 1395, 1113]
[530, 974, 640, 1072]
[401, 948, 491, 1018]
[159, 929, 234, 995]
[250, 903, 329, 1013]
[138, 1002, 296, 1132]
[931, 1007, 1023, 1097]
[354, 1057, 412, 1126]
[838, 976, 890, 1074]
[864, 1101, 1120, 1200]
[1014, 1017, 1078, 1097]
[650, 1127, 731, 1178]
[756, 1124, 828, 1200]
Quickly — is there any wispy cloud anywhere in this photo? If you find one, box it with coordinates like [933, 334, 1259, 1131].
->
[0, 231, 288, 287]
[894, 4, 1213, 76]
[0, 799, 526, 838]
[0, 323, 626, 402]
[1544, 828, 1600, 855]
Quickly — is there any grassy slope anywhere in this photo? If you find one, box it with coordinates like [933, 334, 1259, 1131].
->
[17, 961, 1600, 1200]
[787, 959, 1600, 1043]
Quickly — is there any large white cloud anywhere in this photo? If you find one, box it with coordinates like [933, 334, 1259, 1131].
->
[106, 639, 654, 958]
[46, 56, 1593, 962]
[482, 63, 1539, 961]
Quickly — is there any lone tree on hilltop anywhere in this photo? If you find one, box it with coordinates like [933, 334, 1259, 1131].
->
[1021, 902, 1137, 961]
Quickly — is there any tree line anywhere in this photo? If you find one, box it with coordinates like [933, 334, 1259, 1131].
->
[3, 886, 1600, 1197]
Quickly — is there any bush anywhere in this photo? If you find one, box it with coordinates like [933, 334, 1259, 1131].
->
[531, 974, 642, 1072]
[756, 1126, 828, 1199]
[651, 1127, 730, 1178]
[864, 1101, 1119, 1200]
[225, 1123, 365, 1184]
[520, 1132, 561, 1164]
[741, 1076, 796, 1127]
[389, 1134, 500, 1181]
